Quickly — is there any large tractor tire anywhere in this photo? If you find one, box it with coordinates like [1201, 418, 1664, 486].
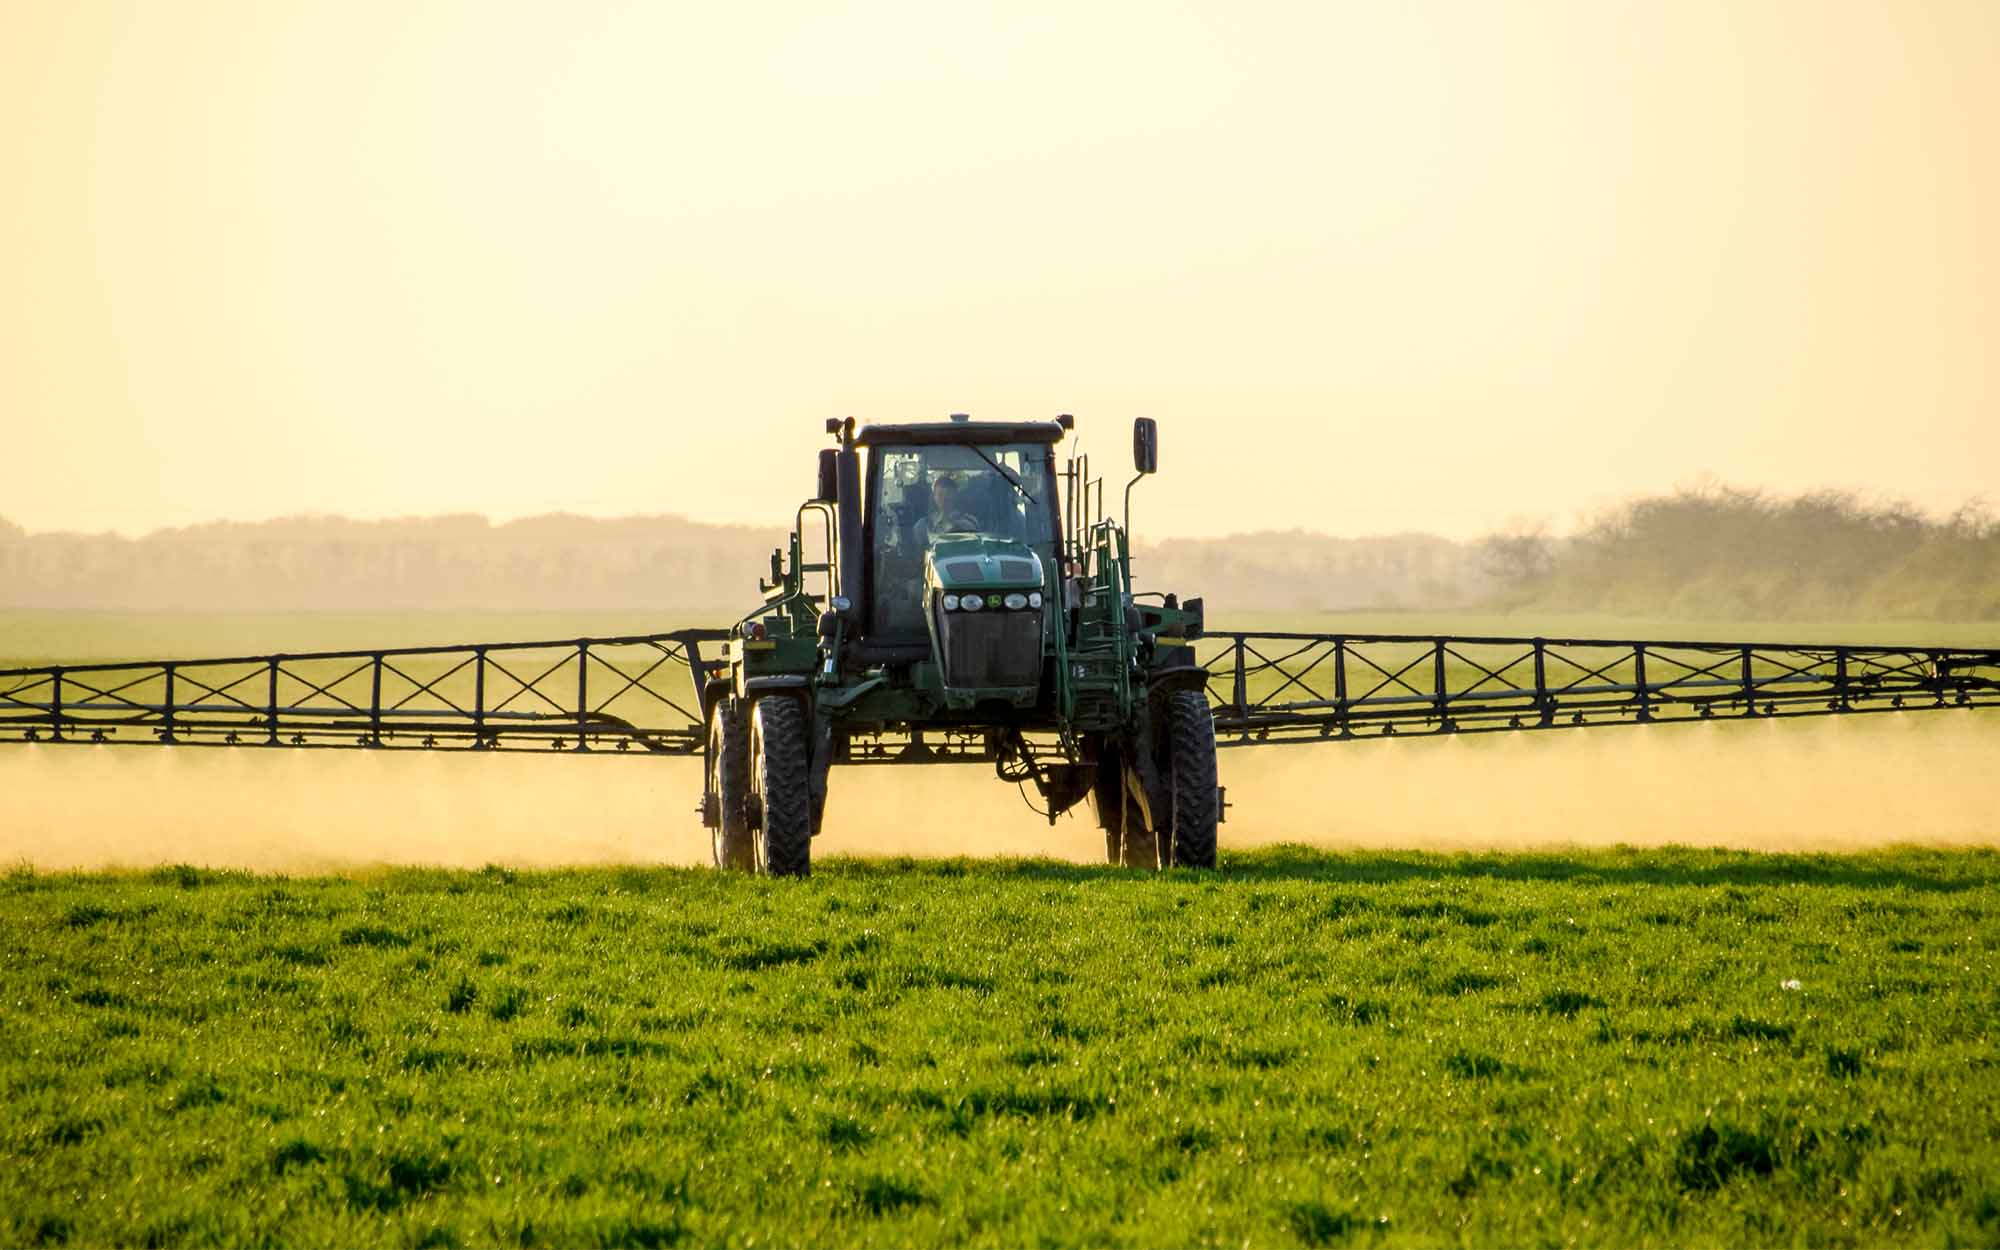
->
[750, 696, 813, 878]
[1164, 690, 1219, 869]
[706, 696, 754, 870]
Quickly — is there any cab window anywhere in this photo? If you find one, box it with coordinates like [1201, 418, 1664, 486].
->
[868, 443, 1054, 637]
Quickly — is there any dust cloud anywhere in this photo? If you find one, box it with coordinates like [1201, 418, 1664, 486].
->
[1214, 713, 2000, 853]
[1, 715, 1994, 873]
[0, 748, 1103, 872]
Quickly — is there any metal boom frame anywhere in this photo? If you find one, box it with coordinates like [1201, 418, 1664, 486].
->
[2, 629, 1995, 754]
[1200, 632, 2000, 743]
[0, 631, 728, 754]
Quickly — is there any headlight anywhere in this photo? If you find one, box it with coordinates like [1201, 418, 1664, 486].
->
[1029, 592, 1043, 609]
[941, 594, 960, 612]
[960, 594, 982, 611]
[1003, 592, 1028, 610]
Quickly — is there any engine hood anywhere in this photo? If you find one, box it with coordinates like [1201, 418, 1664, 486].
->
[924, 536, 1046, 596]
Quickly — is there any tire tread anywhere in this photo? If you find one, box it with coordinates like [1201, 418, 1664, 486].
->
[709, 697, 753, 870]
[1166, 690, 1219, 869]
[754, 697, 813, 878]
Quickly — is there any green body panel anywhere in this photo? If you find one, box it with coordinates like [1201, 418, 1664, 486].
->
[727, 637, 818, 691]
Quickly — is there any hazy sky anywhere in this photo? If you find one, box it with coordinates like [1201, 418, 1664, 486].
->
[3, 0, 1994, 540]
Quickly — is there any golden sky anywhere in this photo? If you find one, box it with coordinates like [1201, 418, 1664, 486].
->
[3, 0, 1994, 540]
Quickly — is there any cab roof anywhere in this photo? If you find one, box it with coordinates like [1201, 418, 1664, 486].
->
[855, 420, 1067, 447]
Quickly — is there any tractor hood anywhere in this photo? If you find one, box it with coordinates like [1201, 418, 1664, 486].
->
[923, 536, 1046, 702]
[924, 536, 1046, 597]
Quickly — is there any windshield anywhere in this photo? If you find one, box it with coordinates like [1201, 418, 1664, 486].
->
[869, 442, 1057, 636]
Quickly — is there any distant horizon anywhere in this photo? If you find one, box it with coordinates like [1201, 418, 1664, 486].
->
[4, 480, 1992, 621]
[4, 479, 1989, 546]
[0, 506, 1478, 546]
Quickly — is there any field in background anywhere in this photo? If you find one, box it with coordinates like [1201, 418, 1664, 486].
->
[5, 847, 1997, 1247]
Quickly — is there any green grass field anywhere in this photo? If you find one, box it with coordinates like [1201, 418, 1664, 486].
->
[6, 847, 1997, 1248]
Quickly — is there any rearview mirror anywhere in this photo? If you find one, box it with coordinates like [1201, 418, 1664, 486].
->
[1132, 418, 1158, 475]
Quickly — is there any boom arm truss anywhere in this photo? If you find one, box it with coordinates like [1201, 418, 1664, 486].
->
[0, 631, 728, 753]
[2, 629, 1995, 754]
[1199, 632, 2000, 744]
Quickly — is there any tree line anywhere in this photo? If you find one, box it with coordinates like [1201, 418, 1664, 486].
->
[0, 513, 1495, 614]
[0, 514, 776, 613]
[1480, 486, 2000, 620]
[3, 487, 1993, 619]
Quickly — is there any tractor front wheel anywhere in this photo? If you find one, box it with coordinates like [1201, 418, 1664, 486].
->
[1164, 690, 1219, 869]
[750, 696, 813, 878]
[706, 696, 753, 870]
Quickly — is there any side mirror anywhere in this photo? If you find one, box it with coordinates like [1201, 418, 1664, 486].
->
[816, 449, 839, 503]
[1132, 417, 1158, 475]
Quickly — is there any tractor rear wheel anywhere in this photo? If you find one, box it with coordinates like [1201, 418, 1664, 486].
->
[1165, 690, 1219, 869]
[706, 696, 753, 870]
[750, 696, 813, 878]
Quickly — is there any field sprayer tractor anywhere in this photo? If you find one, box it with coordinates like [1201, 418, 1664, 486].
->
[4, 414, 1999, 876]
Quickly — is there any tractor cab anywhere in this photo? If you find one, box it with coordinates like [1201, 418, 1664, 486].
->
[854, 419, 1064, 696]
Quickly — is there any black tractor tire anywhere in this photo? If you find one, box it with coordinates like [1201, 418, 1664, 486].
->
[751, 696, 813, 878]
[1164, 690, 1219, 869]
[706, 696, 753, 871]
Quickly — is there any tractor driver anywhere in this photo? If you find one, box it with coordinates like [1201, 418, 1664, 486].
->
[878, 464, 989, 635]
[916, 471, 983, 545]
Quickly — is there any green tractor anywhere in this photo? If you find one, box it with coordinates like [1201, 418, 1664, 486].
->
[701, 414, 1216, 876]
